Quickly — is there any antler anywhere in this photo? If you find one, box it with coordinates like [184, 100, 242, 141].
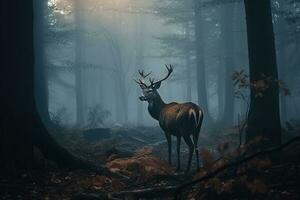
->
[134, 65, 173, 87]
[138, 70, 152, 79]
[150, 64, 173, 86]
[134, 69, 152, 87]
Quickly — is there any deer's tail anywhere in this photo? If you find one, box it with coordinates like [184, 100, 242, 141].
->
[189, 108, 203, 131]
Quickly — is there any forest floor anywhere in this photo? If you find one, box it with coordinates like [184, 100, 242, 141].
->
[1, 123, 300, 200]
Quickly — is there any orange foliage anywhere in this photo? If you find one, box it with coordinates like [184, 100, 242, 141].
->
[106, 147, 174, 182]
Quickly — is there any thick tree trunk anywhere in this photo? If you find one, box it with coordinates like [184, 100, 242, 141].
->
[244, 0, 281, 147]
[33, 0, 55, 130]
[0, 0, 35, 175]
[0, 0, 112, 177]
[193, 0, 213, 126]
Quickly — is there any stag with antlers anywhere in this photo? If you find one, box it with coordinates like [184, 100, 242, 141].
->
[135, 65, 204, 172]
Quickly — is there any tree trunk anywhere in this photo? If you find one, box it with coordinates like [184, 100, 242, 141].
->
[220, 3, 235, 126]
[33, 0, 56, 130]
[0, 0, 35, 175]
[244, 0, 281, 147]
[275, 1, 288, 123]
[0, 0, 104, 177]
[74, 0, 85, 125]
[185, 53, 192, 102]
[217, 65, 225, 122]
[278, 38, 288, 124]
[233, 2, 248, 123]
[193, 0, 213, 126]
[185, 22, 192, 102]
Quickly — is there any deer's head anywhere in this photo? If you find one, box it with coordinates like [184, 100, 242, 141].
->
[135, 65, 173, 102]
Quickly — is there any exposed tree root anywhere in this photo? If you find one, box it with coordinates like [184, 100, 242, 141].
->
[32, 118, 128, 179]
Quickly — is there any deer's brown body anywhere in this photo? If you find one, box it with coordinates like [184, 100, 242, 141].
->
[135, 65, 204, 172]
[158, 102, 202, 136]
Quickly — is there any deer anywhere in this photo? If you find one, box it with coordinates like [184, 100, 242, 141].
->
[135, 65, 204, 172]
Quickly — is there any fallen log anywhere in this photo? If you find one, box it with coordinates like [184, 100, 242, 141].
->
[111, 186, 177, 199]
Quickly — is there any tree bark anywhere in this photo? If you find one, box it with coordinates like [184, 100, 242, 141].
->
[33, 0, 56, 130]
[274, 0, 288, 123]
[220, 3, 235, 126]
[244, 0, 281, 147]
[0, 0, 36, 175]
[193, 0, 213, 126]
[233, 2, 248, 123]
[0, 0, 112, 177]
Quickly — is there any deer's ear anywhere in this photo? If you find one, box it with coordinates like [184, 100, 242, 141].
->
[152, 82, 161, 89]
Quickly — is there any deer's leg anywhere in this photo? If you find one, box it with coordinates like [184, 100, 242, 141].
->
[183, 135, 194, 172]
[192, 132, 200, 170]
[165, 132, 172, 165]
[176, 136, 181, 171]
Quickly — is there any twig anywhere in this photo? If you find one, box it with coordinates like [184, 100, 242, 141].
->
[88, 164, 131, 181]
[174, 136, 300, 200]
[128, 136, 149, 144]
[111, 186, 177, 199]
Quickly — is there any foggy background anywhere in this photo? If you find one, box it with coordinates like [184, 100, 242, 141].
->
[37, 0, 300, 130]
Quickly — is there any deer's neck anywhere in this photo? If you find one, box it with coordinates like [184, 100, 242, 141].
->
[148, 94, 166, 121]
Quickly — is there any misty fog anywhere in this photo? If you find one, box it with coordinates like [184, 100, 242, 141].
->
[37, 0, 299, 130]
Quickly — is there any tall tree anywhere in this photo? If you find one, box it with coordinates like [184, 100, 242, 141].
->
[74, 0, 85, 124]
[219, 3, 235, 126]
[194, 0, 212, 125]
[244, 0, 281, 147]
[34, 0, 55, 129]
[0, 0, 111, 177]
[275, 1, 289, 123]
[274, 0, 300, 122]
[184, 22, 193, 102]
